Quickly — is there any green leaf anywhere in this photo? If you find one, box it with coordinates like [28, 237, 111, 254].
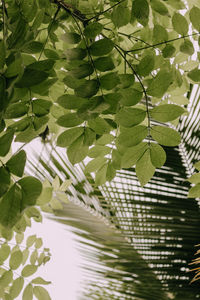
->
[88, 145, 111, 158]
[100, 72, 119, 90]
[151, 126, 181, 146]
[15, 232, 24, 244]
[31, 277, 51, 285]
[0, 41, 5, 69]
[94, 57, 115, 72]
[57, 127, 84, 147]
[57, 113, 83, 128]
[121, 142, 148, 168]
[162, 44, 176, 58]
[75, 80, 99, 98]
[188, 184, 200, 198]
[106, 162, 116, 181]
[85, 157, 107, 173]
[147, 70, 173, 98]
[132, 0, 149, 26]
[36, 187, 53, 205]
[115, 108, 146, 127]
[0, 244, 10, 264]
[4, 103, 28, 119]
[83, 128, 96, 146]
[62, 32, 81, 44]
[21, 265, 38, 277]
[26, 235, 36, 248]
[96, 134, 115, 145]
[194, 161, 200, 171]
[112, 3, 130, 28]
[22, 284, 33, 300]
[0, 184, 22, 227]
[137, 54, 155, 77]
[27, 60, 55, 72]
[6, 150, 26, 177]
[16, 68, 48, 88]
[136, 149, 155, 186]
[44, 49, 60, 60]
[35, 238, 43, 249]
[65, 48, 87, 60]
[90, 39, 114, 56]
[69, 63, 94, 79]
[0, 129, 14, 157]
[18, 176, 42, 209]
[187, 68, 200, 82]
[15, 125, 37, 143]
[172, 13, 188, 35]
[118, 74, 135, 89]
[180, 39, 194, 55]
[120, 87, 143, 106]
[95, 164, 107, 186]
[77, 96, 109, 120]
[149, 143, 166, 168]
[187, 173, 200, 184]
[67, 135, 89, 165]
[0, 167, 10, 197]
[150, 0, 169, 15]
[10, 277, 24, 298]
[189, 6, 200, 31]
[150, 104, 185, 122]
[22, 41, 43, 54]
[117, 125, 148, 147]
[153, 25, 168, 43]
[9, 250, 23, 270]
[84, 23, 103, 38]
[88, 117, 111, 135]
[33, 286, 51, 300]
[0, 270, 13, 287]
[32, 99, 52, 116]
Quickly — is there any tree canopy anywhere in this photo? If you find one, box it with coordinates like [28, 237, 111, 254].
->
[1, 0, 200, 298]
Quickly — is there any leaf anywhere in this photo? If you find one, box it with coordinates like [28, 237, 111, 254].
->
[115, 108, 146, 127]
[0, 167, 10, 197]
[67, 135, 89, 165]
[0, 41, 5, 69]
[0, 129, 14, 157]
[150, 104, 185, 122]
[84, 23, 103, 38]
[10, 277, 24, 298]
[117, 125, 148, 147]
[100, 72, 119, 90]
[83, 128, 96, 146]
[62, 32, 81, 44]
[57, 113, 83, 128]
[120, 87, 143, 106]
[172, 13, 188, 35]
[189, 6, 200, 31]
[6, 150, 26, 177]
[136, 149, 155, 186]
[151, 126, 181, 146]
[162, 44, 176, 58]
[75, 80, 99, 98]
[18, 176, 42, 209]
[137, 54, 155, 76]
[14, 125, 37, 143]
[150, 0, 169, 15]
[65, 48, 87, 61]
[21, 265, 38, 277]
[57, 127, 84, 147]
[0, 244, 10, 264]
[180, 39, 194, 55]
[0, 270, 13, 287]
[111, 3, 130, 28]
[95, 164, 107, 186]
[69, 63, 94, 79]
[22, 284, 33, 300]
[118, 74, 135, 89]
[96, 134, 115, 145]
[90, 39, 114, 56]
[63, 75, 86, 89]
[147, 70, 173, 98]
[149, 143, 166, 168]
[187, 68, 200, 82]
[35, 238, 43, 249]
[121, 142, 148, 168]
[188, 184, 200, 198]
[88, 117, 111, 135]
[85, 157, 107, 173]
[36, 187, 53, 205]
[15, 232, 24, 244]
[88, 146, 111, 158]
[31, 277, 51, 285]
[94, 56, 115, 72]
[9, 250, 23, 270]
[132, 0, 149, 26]
[33, 286, 51, 300]
[187, 173, 200, 184]
[106, 162, 116, 181]
[27, 59, 55, 72]
[26, 235, 36, 248]
[4, 103, 28, 119]
[153, 25, 168, 43]
[23, 41, 43, 54]
[16, 69, 48, 88]
[0, 184, 22, 227]
[32, 99, 52, 116]
[194, 161, 200, 171]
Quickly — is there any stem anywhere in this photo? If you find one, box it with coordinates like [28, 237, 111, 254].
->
[127, 32, 200, 53]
